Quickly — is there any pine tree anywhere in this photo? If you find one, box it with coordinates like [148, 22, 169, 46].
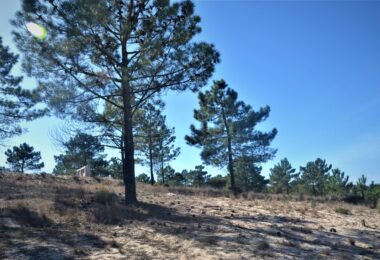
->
[53, 133, 108, 176]
[136, 173, 150, 183]
[299, 158, 332, 196]
[12, 0, 219, 204]
[188, 165, 210, 187]
[107, 157, 123, 179]
[357, 174, 367, 199]
[156, 165, 176, 184]
[233, 156, 268, 192]
[186, 80, 277, 193]
[0, 37, 45, 142]
[269, 158, 296, 194]
[170, 171, 186, 186]
[5, 143, 44, 173]
[206, 174, 227, 189]
[326, 168, 349, 197]
[155, 123, 180, 184]
[134, 101, 180, 185]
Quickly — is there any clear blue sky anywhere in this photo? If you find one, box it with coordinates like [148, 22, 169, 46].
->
[0, 0, 379, 183]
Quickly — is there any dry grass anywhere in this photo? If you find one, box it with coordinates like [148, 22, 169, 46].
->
[0, 173, 379, 259]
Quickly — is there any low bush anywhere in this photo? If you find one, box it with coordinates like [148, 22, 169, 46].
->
[342, 194, 363, 204]
[335, 207, 350, 215]
[94, 188, 117, 205]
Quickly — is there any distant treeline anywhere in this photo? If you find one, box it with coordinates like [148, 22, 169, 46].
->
[136, 158, 379, 209]
[2, 138, 379, 210]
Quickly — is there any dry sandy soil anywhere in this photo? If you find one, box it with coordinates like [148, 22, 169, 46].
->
[0, 173, 379, 259]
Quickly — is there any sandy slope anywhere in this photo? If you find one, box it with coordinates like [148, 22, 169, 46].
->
[0, 173, 379, 259]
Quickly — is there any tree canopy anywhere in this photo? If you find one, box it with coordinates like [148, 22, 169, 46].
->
[186, 80, 277, 193]
[269, 158, 297, 194]
[53, 133, 109, 176]
[12, 0, 219, 204]
[5, 143, 44, 173]
[134, 101, 180, 185]
[0, 37, 45, 142]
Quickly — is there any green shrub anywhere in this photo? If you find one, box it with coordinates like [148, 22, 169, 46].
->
[335, 207, 350, 215]
[94, 188, 117, 205]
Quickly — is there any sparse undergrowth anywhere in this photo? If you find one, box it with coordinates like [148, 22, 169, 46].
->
[0, 173, 379, 259]
[335, 207, 351, 215]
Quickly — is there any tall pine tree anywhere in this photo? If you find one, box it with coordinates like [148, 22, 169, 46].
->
[134, 101, 180, 185]
[12, 0, 219, 204]
[186, 80, 277, 193]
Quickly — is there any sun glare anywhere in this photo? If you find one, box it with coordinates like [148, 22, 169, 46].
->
[26, 22, 47, 40]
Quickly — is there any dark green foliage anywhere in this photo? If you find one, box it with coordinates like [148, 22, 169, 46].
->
[234, 156, 268, 192]
[275, 158, 378, 209]
[136, 173, 150, 184]
[298, 158, 332, 196]
[187, 165, 210, 187]
[356, 174, 367, 199]
[167, 172, 186, 186]
[134, 101, 162, 185]
[179, 169, 192, 186]
[53, 133, 108, 176]
[363, 181, 380, 208]
[335, 207, 350, 215]
[206, 175, 227, 189]
[0, 37, 45, 141]
[326, 168, 349, 197]
[135, 101, 180, 185]
[5, 143, 44, 173]
[186, 80, 277, 193]
[107, 157, 123, 179]
[157, 165, 175, 185]
[13, 0, 219, 204]
[269, 158, 297, 194]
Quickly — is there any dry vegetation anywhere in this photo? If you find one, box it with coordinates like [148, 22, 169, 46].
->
[0, 173, 379, 259]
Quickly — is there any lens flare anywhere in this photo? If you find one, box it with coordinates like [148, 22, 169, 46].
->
[26, 22, 47, 40]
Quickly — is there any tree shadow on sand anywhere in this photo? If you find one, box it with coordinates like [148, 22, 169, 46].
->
[1, 177, 379, 259]
[107, 199, 380, 259]
[0, 206, 108, 259]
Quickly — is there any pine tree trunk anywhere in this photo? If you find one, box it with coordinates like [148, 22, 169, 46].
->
[227, 136, 235, 194]
[360, 186, 365, 200]
[122, 88, 137, 204]
[221, 107, 235, 194]
[121, 17, 137, 204]
[149, 136, 155, 185]
[161, 157, 165, 184]
[21, 159, 25, 174]
[160, 141, 165, 184]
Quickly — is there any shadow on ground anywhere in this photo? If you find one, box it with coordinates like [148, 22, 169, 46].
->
[1, 174, 379, 259]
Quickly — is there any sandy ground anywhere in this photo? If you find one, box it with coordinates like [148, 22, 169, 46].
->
[0, 173, 379, 259]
